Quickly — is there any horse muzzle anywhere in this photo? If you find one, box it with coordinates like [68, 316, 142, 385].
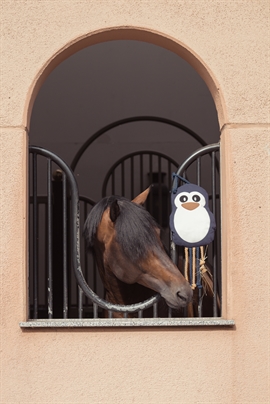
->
[163, 282, 193, 309]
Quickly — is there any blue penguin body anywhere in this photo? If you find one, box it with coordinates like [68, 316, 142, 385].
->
[170, 183, 216, 248]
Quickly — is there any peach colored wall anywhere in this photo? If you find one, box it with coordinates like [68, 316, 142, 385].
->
[0, 1, 269, 403]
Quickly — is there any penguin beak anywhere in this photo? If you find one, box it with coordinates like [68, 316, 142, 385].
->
[182, 202, 200, 210]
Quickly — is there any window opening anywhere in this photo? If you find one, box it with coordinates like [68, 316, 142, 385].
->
[26, 137, 225, 325]
[22, 39, 235, 327]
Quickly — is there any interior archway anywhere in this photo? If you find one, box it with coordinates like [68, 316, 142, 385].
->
[29, 37, 220, 201]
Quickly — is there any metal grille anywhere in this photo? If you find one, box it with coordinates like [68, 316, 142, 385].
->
[29, 146, 81, 319]
[28, 143, 221, 322]
[170, 143, 221, 317]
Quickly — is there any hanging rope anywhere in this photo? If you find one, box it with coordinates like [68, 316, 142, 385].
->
[199, 246, 215, 297]
[183, 246, 213, 293]
[184, 247, 189, 282]
[192, 248, 196, 289]
[184, 247, 197, 290]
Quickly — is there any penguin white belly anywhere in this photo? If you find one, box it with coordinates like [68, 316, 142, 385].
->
[174, 207, 210, 243]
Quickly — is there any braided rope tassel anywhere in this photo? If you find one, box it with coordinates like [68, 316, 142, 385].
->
[199, 246, 214, 296]
[191, 247, 196, 290]
[184, 247, 189, 282]
[184, 247, 197, 290]
[183, 245, 219, 311]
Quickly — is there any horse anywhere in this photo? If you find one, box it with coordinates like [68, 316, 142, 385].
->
[83, 187, 193, 317]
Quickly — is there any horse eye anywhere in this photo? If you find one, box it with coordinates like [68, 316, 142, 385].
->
[179, 195, 188, 203]
[192, 194, 200, 202]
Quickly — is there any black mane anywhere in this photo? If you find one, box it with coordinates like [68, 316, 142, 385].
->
[83, 195, 161, 262]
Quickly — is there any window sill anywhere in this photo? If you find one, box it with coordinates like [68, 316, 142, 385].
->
[20, 317, 235, 328]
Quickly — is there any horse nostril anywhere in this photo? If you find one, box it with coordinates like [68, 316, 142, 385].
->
[177, 291, 188, 303]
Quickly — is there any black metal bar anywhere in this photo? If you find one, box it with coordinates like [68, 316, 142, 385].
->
[148, 154, 153, 216]
[93, 303, 98, 318]
[93, 257, 97, 297]
[158, 156, 162, 225]
[78, 286, 83, 318]
[111, 171, 115, 195]
[47, 158, 53, 319]
[28, 164, 31, 320]
[44, 200, 48, 317]
[83, 201, 88, 308]
[52, 171, 64, 318]
[168, 160, 172, 190]
[130, 156, 134, 199]
[32, 152, 38, 319]
[212, 151, 218, 316]
[167, 161, 172, 247]
[153, 302, 158, 318]
[78, 195, 96, 304]
[211, 152, 216, 218]
[121, 161, 125, 196]
[196, 157, 201, 186]
[140, 154, 143, 191]
[196, 247, 202, 317]
[63, 172, 68, 319]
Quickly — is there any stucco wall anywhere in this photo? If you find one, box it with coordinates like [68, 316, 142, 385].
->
[0, 1, 269, 403]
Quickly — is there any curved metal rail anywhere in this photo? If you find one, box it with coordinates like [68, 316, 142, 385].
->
[172, 143, 220, 191]
[70, 116, 207, 171]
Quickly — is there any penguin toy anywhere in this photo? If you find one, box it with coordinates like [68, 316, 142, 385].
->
[170, 183, 216, 248]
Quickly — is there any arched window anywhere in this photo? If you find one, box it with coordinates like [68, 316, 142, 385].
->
[21, 34, 234, 328]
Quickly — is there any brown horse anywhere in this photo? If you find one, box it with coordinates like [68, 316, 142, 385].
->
[83, 188, 192, 316]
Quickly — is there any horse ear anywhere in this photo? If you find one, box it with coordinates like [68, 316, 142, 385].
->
[132, 187, 151, 205]
[109, 199, 121, 223]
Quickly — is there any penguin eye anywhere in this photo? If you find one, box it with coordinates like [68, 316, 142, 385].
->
[192, 194, 201, 202]
[179, 195, 188, 203]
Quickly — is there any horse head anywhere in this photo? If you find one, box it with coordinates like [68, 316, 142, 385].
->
[84, 188, 192, 310]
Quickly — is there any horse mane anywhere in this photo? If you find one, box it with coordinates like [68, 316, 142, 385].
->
[83, 195, 162, 262]
[83, 196, 113, 248]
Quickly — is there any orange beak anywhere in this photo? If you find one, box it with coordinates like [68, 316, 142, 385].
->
[181, 202, 199, 211]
